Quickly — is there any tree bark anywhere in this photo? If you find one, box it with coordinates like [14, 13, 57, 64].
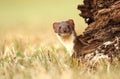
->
[77, 0, 120, 55]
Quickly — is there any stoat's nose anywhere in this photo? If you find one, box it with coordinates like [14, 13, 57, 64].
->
[58, 25, 71, 34]
[59, 26, 67, 33]
[63, 29, 67, 33]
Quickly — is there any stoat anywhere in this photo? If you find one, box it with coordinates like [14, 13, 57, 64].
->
[53, 19, 88, 57]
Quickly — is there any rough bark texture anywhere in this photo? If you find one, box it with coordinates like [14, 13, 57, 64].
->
[77, 0, 120, 55]
[75, 0, 120, 67]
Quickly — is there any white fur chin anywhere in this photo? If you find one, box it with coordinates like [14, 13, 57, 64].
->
[56, 32, 75, 56]
[59, 33, 71, 36]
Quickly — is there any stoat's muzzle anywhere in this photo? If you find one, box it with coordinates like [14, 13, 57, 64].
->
[58, 25, 72, 36]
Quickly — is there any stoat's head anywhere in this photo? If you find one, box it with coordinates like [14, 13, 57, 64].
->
[53, 19, 75, 37]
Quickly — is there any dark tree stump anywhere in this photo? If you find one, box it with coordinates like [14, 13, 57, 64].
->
[77, 0, 120, 55]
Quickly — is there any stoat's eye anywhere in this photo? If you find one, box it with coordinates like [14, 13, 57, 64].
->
[59, 26, 61, 30]
[67, 25, 70, 29]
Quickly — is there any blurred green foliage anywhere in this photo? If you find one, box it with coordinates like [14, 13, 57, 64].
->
[0, 0, 85, 30]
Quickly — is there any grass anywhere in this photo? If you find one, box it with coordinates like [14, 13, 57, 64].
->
[0, 33, 120, 79]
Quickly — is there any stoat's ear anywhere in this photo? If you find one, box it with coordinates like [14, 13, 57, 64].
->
[67, 19, 75, 29]
[53, 22, 59, 33]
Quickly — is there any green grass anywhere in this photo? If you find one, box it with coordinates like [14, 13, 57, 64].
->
[0, 37, 120, 79]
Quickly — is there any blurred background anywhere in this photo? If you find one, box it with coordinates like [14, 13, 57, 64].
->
[0, 0, 87, 46]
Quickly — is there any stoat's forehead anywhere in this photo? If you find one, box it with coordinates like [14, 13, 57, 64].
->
[58, 21, 73, 31]
[59, 21, 69, 26]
